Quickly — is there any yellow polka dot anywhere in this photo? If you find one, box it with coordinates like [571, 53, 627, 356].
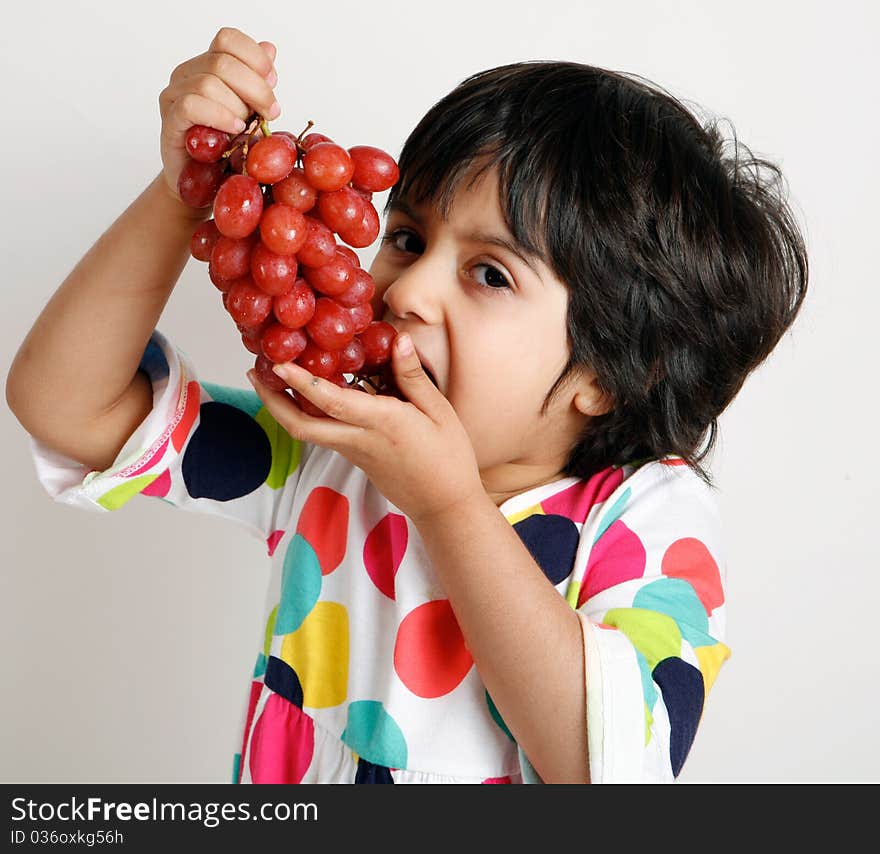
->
[695, 643, 731, 695]
[280, 601, 349, 708]
[504, 503, 544, 526]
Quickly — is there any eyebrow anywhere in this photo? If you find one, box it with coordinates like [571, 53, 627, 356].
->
[388, 199, 542, 277]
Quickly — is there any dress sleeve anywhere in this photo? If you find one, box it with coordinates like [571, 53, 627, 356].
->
[27, 328, 310, 548]
[571, 462, 731, 782]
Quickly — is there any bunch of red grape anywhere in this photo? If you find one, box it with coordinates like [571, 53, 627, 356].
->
[180, 114, 399, 415]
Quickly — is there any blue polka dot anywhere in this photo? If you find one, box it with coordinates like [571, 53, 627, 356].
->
[202, 381, 264, 418]
[633, 577, 712, 646]
[252, 652, 267, 679]
[513, 514, 579, 585]
[341, 700, 407, 769]
[652, 657, 704, 777]
[264, 655, 304, 708]
[354, 758, 395, 783]
[182, 401, 271, 500]
[276, 534, 322, 634]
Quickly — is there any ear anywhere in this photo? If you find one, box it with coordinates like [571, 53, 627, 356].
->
[571, 369, 614, 418]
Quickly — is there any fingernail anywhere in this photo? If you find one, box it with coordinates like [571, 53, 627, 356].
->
[233, 118, 247, 133]
[397, 333, 413, 355]
[267, 69, 278, 87]
[272, 363, 287, 376]
[246, 370, 257, 385]
[268, 101, 281, 119]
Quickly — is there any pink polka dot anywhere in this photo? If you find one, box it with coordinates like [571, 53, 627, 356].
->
[266, 529, 285, 557]
[394, 600, 473, 698]
[171, 380, 201, 452]
[578, 520, 646, 607]
[141, 468, 171, 497]
[363, 513, 408, 600]
[237, 680, 263, 784]
[127, 437, 170, 478]
[482, 776, 512, 784]
[249, 693, 315, 783]
[541, 465, 624, 522]
[662, 537, 724, 614]
[296, 487, 349, 575]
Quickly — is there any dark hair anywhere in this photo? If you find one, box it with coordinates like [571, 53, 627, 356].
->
[384, 61, 809, 488]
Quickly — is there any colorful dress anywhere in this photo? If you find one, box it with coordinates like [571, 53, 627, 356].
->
[28, 329, 731, 783]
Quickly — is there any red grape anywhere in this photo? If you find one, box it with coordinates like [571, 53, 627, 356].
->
[178, 159, 225, 208]
[348, 145, 400, 192]
[307, 297, 356, 350]
[213, 174, 263, 238]
[254, 353, 290, 390]
[336, 267, 375, 307]
[317, 187, 364, 235]
[245, 135, 296, 184]
[251, 241, 298, 296]
[190, 219, 221, 262]
[260, 323, 309, 363]
[185, 125, 230, 164]
[337, 337, 366, 374]
[360, 321, 397, 369]
[259, 202, 307, 255]
[272, 167, 317, 212]
[297, 340, 340, 378]
[347, 302, 373, 333]
[296, 216, 337, 267]
[337, 200, 380, 248]
[301, 252, 355, 297]
[303, 142, 355, 192]
[273, 278, 316, 329]
[211, 233, 258, 280]
[225, 275, 274, 327]
[335, 245, 360, 267]
[300, 132, 334, 151]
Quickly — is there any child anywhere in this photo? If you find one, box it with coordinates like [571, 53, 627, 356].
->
[6, 27, 808, 783]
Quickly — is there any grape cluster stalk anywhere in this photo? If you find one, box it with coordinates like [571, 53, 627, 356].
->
[180, 113, 401, 415]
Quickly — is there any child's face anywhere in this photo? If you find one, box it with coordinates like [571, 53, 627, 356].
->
[369, 166, 606, 500]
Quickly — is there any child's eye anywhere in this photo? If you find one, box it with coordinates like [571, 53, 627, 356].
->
[380, 228, 424, 254]
[471, 263, 511, 290]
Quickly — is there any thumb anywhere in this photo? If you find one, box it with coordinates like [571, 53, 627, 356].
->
[391, 334, 439, 410]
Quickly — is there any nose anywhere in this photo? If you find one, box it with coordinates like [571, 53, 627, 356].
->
[380, 256, 446, 327]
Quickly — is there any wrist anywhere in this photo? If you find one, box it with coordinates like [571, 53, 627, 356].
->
[410, 484, 493, 532]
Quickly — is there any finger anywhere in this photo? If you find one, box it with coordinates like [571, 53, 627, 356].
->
[162, 88, 249, 138]
[209, 27, 276, 81]
[391, 334, 447, 421]
[270, 362, 383, 429]
[185, 52, 279, 121]
[247, 369, 366, 447]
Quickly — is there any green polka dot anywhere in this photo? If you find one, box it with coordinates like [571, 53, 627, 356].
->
[633, 577, 712, 647]
[342, 700, 407, 769]
[594, 487, 631, 543]
[486, 692, 515, 742]
[255, 407, 302, 490]
[264, 605, 278, 657]
[602, 607, 682, 671]
[96, 474, 160, 510]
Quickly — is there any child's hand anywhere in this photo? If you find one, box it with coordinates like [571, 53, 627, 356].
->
[248, 333, 485, 526]
[158, 27, 279, 206]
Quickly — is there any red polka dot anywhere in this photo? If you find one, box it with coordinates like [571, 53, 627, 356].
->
[296, 487, 349, 575]
[541, 465, 624, 522]
[482, 776, 512, 784]
[394, 600, 473, 698]
[249, 693, 315, 783]
[363, 513, 408, 599]
[127, 437, 170, 478]
[578, 520, 646, 607]
[171, 380, 201, 452]
[266, 529, 285, 557]
[662, 537, 724, 614]
[237, 680, 264, 783]
[141, 468, 171, 497]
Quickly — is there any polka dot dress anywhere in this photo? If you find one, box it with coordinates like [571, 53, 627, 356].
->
[28, 330, 731, 783]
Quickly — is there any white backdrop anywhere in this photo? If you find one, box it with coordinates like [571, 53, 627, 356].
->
[2, 0, 877, 783]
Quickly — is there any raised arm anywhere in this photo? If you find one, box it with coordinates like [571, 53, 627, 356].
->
[5, 27, 279, 473]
